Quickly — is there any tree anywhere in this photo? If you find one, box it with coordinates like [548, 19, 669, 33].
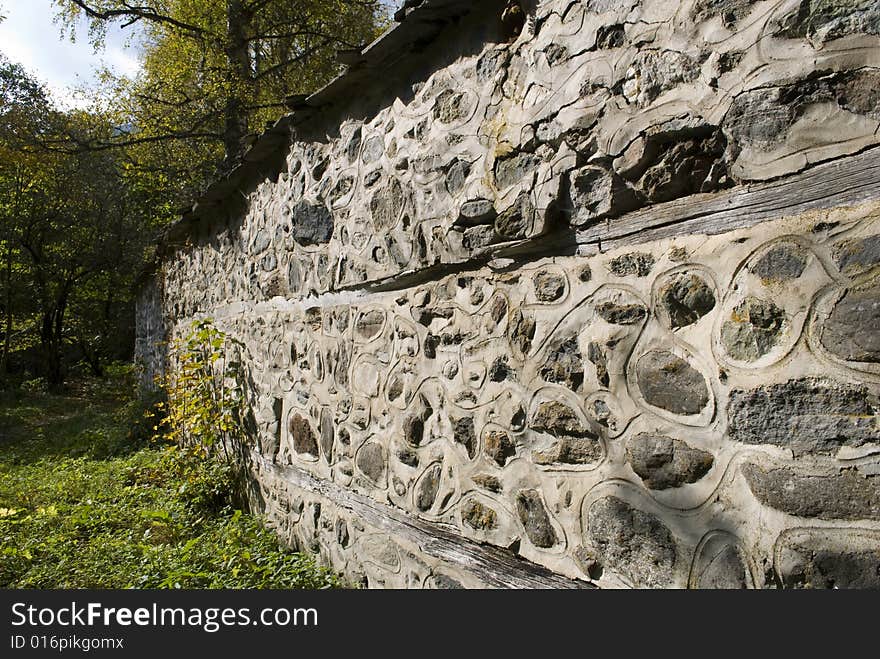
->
[0, 55, 153, 388]
[54, 0, 388, 183]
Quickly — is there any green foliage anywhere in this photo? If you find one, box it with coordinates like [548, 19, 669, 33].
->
[0, 371, 344, 589]
[154, 319, 247, 458]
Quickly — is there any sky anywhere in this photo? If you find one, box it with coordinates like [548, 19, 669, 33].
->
[0, 0, 143, 108]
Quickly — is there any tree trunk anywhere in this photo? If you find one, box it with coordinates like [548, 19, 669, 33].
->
[1, 242, 12, 379]
[41, 283, 70, 391]
[223, 0, 252, 166]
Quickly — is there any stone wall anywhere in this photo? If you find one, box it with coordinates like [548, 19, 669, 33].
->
[136, 0, 880, 588]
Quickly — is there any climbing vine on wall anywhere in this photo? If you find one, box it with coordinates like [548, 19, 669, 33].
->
[155, 319, 248, 462]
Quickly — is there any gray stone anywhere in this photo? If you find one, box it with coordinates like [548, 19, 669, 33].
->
[363, 169, 382, 187]
[457, 198, 496, 225]
[475, 48, 508, 82]
[533, 435, 603, 465]
[750, 244, 808, 281]
[628, 50, 701, 106]
[403, 396, 432, 447]
[539, 336, 584, 391]
[508, 309, 535, 355]
[462, 500, 499, 530]
[445, 159, 470, 195]
[462, 225, 496, 251]
[433, 89, 470, 123]
[660, 274, 716, 328]
[693, 0, 758, 28]
[473, 474, 502, 493]
[694, 545, 751, 589]
[494, 193, 533, 240]
[484, 429, 516, 466]
[587, 342, 609, 388]
[251, 229, 271, 254]
[488, 356, 513, 382]
[533, 271, 566, 302]
[636, 350, 710, 415]
[721, 296, 787, 361]
[370, 178, 404, 231]
[568, 165, 640, 226]
[289, 413, 318, 457]
[778, 537, 880, 589]
[356, 442, 387, 485]
[361, 135, 384, 164]
[494, 151, 539, 190]
[291, 201, 334, 246]
[595, 301, 647, 325]
[820, 285, 880, 362]
[626, 434, 714, 489]
[453, 416, 477, 459]
[833, 234, 880, 276]
[516, 490, 558, 548]
[355, 309, 385, 341]
[415, 463, 442, 511]
[319, 406, 334, 462]
[531, 400, 590, 437]
[596, 23, 625, 48]
[609, 252, 655, 277]
[779, 0, 880, 43]
[587, 496, 676, 588]
[727, 378, 878, 455]
[743, 465, 880, 520]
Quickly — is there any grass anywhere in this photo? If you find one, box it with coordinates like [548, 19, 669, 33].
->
[0, 366, 342, 589]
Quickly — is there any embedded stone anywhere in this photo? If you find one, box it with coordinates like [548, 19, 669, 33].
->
[694, 544, 751, 589]
[742, 465, 880, 520]
[595, 301, 647, 325]
[291, 200, 334, 246]
[609, 252, 655, 277]
[833, 234, 880, 276]
[403, 395, 433, 447]
[356, 442, 387, 485]
[495, 151, 539, 190]
[289, 413, 318, 457]
[820, 285, 880, 362]
[750, 244, 808, 282]
[462, 225, 496, 251]
[396, 446, 418, 468]
[539, 336, 584, 391]
[568, 165, 640, 226]
[727, 378, 878, 456]
[533, 271, 565, 302]
[494, 193, 533, 240]
[415, 463, 442, 511]
[625, 434, 714, 489]
[453, 416, 477, 459]
[721, 296, 787, 361]
[462, 500, 499, 530]
[587, 342, 609, 388]
[660, 274, 716, 328]
[777, 534, 880, 589]
[433, 89, 469, 123]
[508, 309, 535, 355]
[636, 350, 709, 415]
[530, 400, 590, 437]
[693, 0, 758, 28]
[251, 229, 271, 254]
[319, 406, 334, 462]
[361, 135, 384, 164]
[370, 178, 404, 231]
[516, 490, 558, 548]
[473, 474, 502, 493]
[445, 159, 471, 195]
[484, 429, 516, 467]
[355, 309, 385, 341]
[587, 496, 676, 588]
[488, 356, 513, 382]
[533, 436, 602, 465]
[779, 0, 880, 42]
[596, 23, 625, 48]
[457, 198, 496, 225]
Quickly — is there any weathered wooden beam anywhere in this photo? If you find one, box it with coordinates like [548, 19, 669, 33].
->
[253, 454, 594, 589]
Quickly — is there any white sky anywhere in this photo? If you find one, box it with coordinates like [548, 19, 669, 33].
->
[0, 0, 143, 108]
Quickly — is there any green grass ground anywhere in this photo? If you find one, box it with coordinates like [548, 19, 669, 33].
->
[0, 368, 341, 588]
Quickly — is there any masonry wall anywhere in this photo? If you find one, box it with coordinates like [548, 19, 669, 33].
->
[136, 0, 880, 588]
